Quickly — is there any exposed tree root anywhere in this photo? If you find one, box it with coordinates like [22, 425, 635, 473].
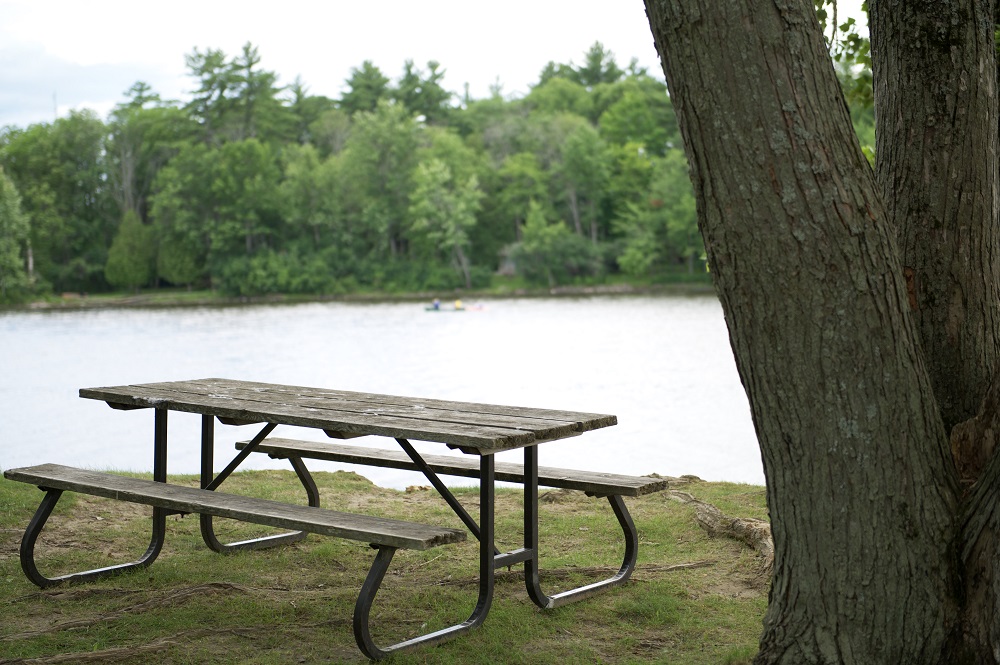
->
[668, 490, 773, 585]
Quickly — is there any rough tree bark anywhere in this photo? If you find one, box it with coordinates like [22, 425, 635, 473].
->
[871, 0, 1000, 436]
[871, 7, 1000, 655]
[643, 0, 1000, 662]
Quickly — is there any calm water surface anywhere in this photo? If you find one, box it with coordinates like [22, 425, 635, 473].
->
[0, 296, 762, 488]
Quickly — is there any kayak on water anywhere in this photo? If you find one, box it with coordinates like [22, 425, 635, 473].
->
[425, 298, 484, 312]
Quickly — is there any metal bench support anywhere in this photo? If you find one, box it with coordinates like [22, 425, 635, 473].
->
[16, 409, 170, 588]
[524, 444, 638, 608]
[353, 454, 496, 659]
[18, 488, 167, 588]
[389, 438, 637, 612]
[199, 416, 321, 553]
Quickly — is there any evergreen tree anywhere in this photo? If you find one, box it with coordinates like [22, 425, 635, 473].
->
[104, 211, 156, 291]
[340, 61, 390, 116]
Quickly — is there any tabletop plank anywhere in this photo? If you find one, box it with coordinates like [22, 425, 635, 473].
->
[136, 378, 615, 431]
[150, 379, 594, 434]
[80, 378, 617, 453]
[204, 378, 617, 430]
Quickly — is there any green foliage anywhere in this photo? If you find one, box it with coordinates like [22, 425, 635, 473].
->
[340, 60, 390, 116]
[105, 210, 157, 290]
[509, 201, 603, 286]
[279, 143, 347, 252]
[576, 42, 626, 88]
[616, 150, 703, 277]
[107, 99, 196, 223]
[0, 110, 115, 293]
[559, 122, 611, 240]
[215, 249, 338, 296]
[308, 107, 351, 157]
[490, 151, 551, 252]
[184, 43, 294, 145]
[157, 232, 203, 288]
[538, 41, 624, 90]
[340, 101, 420, 259]
[3, 37, 893, 299]
[817, 1, 873, 162]
[208, 138, 282, 260]
[597, 77, 678, 156]
[525, 78, 594, 119]
[286, 77, 336, 145]
[149, 141, 214, 272]
[815, 1, 873, 111]
[0, 167, 31, 302]
[409, 158, 483, 288]
[393, 60, 453, 124]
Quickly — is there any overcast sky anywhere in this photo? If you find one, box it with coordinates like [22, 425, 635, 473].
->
[0, 0, 867, 131]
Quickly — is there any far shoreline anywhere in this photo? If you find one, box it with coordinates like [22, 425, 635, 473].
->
[8, 281, 717, 312]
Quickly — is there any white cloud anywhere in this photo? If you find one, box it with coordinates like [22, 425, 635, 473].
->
[0, 0, 868, 130]
[0, 0, 665, 128]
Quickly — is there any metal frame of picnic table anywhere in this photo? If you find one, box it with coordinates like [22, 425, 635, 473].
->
[24, 380, 632, 660]
[17, 410, 170, 588]
[200, 418, 638, 658]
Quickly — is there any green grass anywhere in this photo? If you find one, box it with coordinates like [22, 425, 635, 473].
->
[0, 470, 767, 664]
[10, 276, 716, 313]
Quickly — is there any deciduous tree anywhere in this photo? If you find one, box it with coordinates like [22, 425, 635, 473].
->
[0, 166, 30, 302]
[107, 85, 195, 221]
[559, 123, 610, 242]
[615, 149, 700, 276]
[644, 0, 1000, 661]
[0, 111, 114, 292]
[340, 101, 419, 258]
[409, 158, 482, 288]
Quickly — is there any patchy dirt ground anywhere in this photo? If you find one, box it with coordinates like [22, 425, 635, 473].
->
[0, 471, 767, 664]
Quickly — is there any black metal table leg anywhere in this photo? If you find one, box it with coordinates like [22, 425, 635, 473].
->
[199, 416, 318, 553]
[523, 445, 638, 609]
[396, 438, 500, 556]
[353, 454, 497, 660]
[16, 408, 172, 588]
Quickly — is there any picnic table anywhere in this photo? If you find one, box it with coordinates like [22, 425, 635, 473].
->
[4, 378, 667, 660]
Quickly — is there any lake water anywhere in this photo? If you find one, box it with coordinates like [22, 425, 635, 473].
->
[0, 295, 763, 489]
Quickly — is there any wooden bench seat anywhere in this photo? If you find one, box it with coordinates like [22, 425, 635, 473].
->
[3, 464, 465, 551]
[238, 437, 669, 497]
[5, 463, 472, 659]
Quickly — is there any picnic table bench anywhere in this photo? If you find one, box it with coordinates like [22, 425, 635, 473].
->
[3, 378, 663, 660]
[238, 437, 668, 497]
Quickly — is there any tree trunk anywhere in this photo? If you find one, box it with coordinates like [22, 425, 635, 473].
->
[869, 9, 1000, 652]
[870, 0, 1000, 435]
[589, 199, 598, 244]
[644, 0, 967, 661]
[567, 187, 583, 235]
[454, 245, 472, 289]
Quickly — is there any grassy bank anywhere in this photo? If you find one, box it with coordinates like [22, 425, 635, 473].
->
[0, 469, 767, 664]
[9, 278, 716, 312]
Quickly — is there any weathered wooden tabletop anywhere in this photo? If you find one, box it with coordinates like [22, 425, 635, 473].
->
[80, 378, 617, 454]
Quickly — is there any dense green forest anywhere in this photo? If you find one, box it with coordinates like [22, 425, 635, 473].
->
[0, 42, 874, 304]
